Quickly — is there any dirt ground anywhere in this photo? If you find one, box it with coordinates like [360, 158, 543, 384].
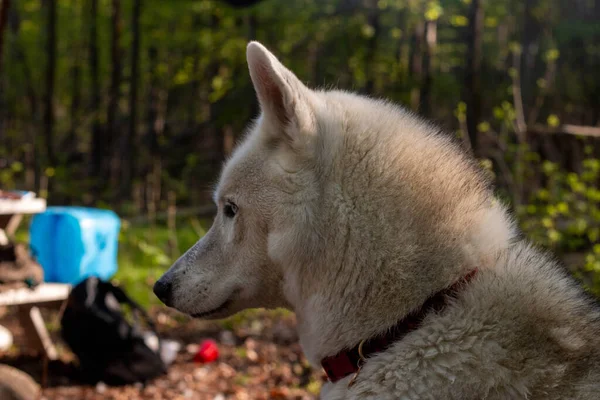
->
[0, 307, 325, 400]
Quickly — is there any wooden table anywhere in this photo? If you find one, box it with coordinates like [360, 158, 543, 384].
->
[0, 193, 71, 360]
[0, 284, 71, 359]
[0, 193, 47, 245]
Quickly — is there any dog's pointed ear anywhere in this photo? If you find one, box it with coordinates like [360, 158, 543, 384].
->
[246, 41, 314, 143]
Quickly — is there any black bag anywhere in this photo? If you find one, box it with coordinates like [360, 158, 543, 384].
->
[60, 277, 167, 386]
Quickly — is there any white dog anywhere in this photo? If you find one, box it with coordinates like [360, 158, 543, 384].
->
[155, 41, 600, 399]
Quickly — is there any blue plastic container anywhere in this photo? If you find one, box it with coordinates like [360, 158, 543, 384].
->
[29, 207, 121, 285]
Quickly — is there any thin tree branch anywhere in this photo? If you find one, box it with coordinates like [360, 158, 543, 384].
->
[511, 49, 527, 142]
[529, 124, 600, 138]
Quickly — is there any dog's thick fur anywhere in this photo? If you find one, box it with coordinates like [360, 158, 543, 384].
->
[156, 42, 600, 399]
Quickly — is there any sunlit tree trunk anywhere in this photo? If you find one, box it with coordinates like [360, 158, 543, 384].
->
[421, 19, 437, 118]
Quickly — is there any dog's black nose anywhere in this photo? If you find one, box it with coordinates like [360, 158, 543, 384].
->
[153, 278, 173, 306]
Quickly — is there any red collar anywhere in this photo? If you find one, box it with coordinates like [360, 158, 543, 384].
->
[320, 269, 478, 384]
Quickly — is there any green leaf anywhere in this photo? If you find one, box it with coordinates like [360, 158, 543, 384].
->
[425, 2, 443, 21]
[544, 49, 560, 62]
[547, 114, 560, 127]
[477, 122, 490, 133]
[450, 15, 468, 27]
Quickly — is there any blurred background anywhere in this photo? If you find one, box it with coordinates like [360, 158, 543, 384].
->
[0, 0, 599, 398]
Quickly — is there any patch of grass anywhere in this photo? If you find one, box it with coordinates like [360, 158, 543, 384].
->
[113, 218, 211, 307]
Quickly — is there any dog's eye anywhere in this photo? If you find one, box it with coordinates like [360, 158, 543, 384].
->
[223, 201, 238, 218]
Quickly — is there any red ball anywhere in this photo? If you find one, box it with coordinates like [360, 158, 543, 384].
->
[194, 339, 219, 363]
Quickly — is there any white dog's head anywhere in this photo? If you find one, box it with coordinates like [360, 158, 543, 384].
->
[153, 42, 325, 318]
[154, 41, 514, 330]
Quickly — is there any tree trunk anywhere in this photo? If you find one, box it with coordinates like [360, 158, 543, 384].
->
[0, 0, 10, 140]
[43, 0, 57, 166]
[67, 65, 81, 152]
[464, 0, 483, 156]
[121, 0, 141, 198]
[0, 0, 10, 75]
[421, 20, 437, 118]
[145, 46, 161, 197]
[145, 46, 167, 214]
[520, 0, 539, 119]
[65, 0, 82, 161]
[146, 47, 159, 156]
[593, 0, 600, 125]
[394, 9, 408, 88]
[246, 13, 257, 41]
[8, 6, 39, 189]
[409, 21, 424, 112]
[186, 15, 202, 128]
[244, 14, 259, 121]
[89, 0, 102, 184]
[108, 0, 122, 193]
[204, 14, 224, 177]
[364, 0, 381, 94]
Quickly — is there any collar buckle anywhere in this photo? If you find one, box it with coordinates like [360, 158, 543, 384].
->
[348, 340, 367, 387]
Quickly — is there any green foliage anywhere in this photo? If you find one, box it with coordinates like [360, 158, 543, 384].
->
[113, 219, 205, 307]
[462, 62, 600, 296]
[2, 0, 599, 207]
[2, 0, 600, 307]
[518, 158, 600, 253]
[505, 153, 600, 296]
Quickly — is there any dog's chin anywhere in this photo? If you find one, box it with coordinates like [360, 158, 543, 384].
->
[189, 289, 242, 320]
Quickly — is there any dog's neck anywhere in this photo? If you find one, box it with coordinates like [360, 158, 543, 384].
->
[283, 207, 514, 367]
[320, 268, 479, 383]
[285, 254, 478, 366]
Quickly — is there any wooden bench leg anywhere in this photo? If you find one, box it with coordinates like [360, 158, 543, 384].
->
[5, 214, 23, 238]
[17, 305, 58, 360]
[0, 229, 8, 246]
